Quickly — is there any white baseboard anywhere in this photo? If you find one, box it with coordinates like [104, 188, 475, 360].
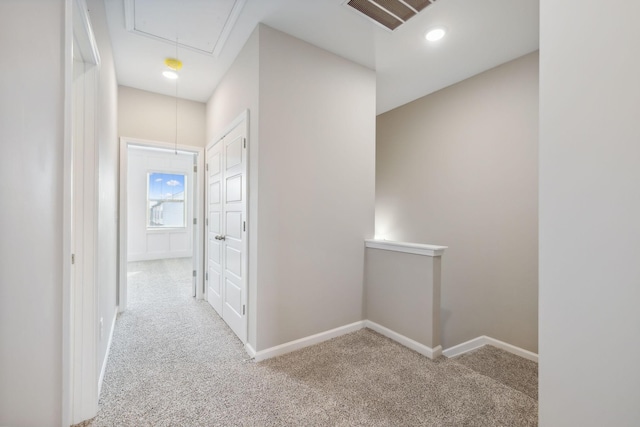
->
[247, 322, 536, 364]
[364, 320, 442, 360]
[245, 342, 256, 358]
[442, 336, 487, 359]
[252, 321, 366, 362]
[98, 307, 118, 396]
[127, 251, 193, 262]
[442, 335, 538, 362]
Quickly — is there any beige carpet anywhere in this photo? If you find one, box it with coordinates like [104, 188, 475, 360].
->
[453, 345, 538, 400]
[77, 259, 537, 426]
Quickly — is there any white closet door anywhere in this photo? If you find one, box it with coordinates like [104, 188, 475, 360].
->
[205, 116, 248, 343]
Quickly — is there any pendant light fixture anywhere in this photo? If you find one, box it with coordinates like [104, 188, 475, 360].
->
[163, 37, 182, 155]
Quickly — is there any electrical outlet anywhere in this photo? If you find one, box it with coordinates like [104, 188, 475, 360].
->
[99, 317, 104, 340]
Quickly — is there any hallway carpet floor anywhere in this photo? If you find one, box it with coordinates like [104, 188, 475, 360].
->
[79, 258, 537, 426]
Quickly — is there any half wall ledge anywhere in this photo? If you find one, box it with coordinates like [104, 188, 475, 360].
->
[364, 239, 447, 358]
[364, 239, 447, 257]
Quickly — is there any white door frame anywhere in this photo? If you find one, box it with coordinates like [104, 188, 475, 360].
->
[118, 137, 205, 311]
[205, 110, 249, 344]
[63, 0, 101, 425]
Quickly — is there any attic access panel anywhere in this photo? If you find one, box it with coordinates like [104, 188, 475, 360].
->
[124, 0, 246, 56]
[346, 0, 436, 31]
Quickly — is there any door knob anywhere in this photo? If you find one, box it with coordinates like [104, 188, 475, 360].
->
[215, 235, 226, 241]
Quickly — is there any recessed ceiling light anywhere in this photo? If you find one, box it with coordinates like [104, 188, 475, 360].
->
[163, 70, 178, 79]
[425, 27, 446, 42]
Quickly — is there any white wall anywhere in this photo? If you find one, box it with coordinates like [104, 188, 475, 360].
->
[206, 25, 376, 352]
[0, 1, 66, 424]
[376, 52, 539, 352]
[539, 1, 640, 425]
[119, 85, 206, 148]
[127, 147, 194, 261]
[87, 0, 119, 398]
[0, 2, 118, 424]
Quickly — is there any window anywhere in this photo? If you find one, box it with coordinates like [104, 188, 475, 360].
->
[147, 172, 186, 228]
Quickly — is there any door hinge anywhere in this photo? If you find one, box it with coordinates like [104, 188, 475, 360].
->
[193, 218, 197, 225]
[242, 305, 246, 315]
[243, 138, 246, 149]
[205, 272, 208, 281]
[206, 163, 209, 171]
[71, 254, 75, 265]
[193, 165, 197, 173]
[243, 221, 246, 232]
[206, 218, 209, 227]
[193, 270, 197, 278]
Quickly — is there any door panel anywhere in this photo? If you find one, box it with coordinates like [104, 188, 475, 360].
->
[210, 212, 221, 234]
[205, 115, 248, 343]
[209, 182, 221, 204]
[206, 141, 223, 316]
[209, 269, 221, 300]
[225, 246, 242, 278]
[210, 152, 221, 174]
[225, 136, 243, 169]
[225, 174, 242, 202]
[225, 212, 242, 240]
[224, 279, 242, 315]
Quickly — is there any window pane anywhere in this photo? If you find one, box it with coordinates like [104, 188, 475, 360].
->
[148, 172, 187, 228]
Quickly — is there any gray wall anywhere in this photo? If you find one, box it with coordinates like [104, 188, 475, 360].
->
[376, 52, 539, 352]
[539, 1, 640, 425]
[257, 26, 375, 350]
[365, 248, 441, 348]
[206, 25, 376, 352]
[119, 86, 206, 148]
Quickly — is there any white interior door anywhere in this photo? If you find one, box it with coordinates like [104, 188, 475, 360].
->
[206, 115, 248, 343]
[68, 1, 100, 421]
[206, 141, 223, 315]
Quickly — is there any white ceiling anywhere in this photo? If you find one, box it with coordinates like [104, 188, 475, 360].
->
[104, 0, 539, 114]
[126, 0, 242, 55]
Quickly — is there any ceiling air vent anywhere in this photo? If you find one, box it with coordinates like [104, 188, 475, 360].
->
[346, 0, 436, 31]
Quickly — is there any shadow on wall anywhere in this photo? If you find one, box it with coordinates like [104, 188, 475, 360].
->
[375, 51, 539, 353]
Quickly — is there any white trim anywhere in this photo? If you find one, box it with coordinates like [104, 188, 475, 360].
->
[123, 0, 246, 57]
[72, 0, 100, 66]
[442, 335, 538, 362]
[127, 251, 193, 262]
[62, 2, 73, 425]
[65, 0, 101, 424]
[208, 110, 249, 146]
[205, 110, 250, 341]
[365, 239, 448, 257]
[364, 320, 442, 359]
[252, 321, 366, 362]
[118, 139, 129, 312]
[98, 307, 118, 396]
[442, 336, 487, 358]
[119, 137, 205, 312]
[245, 343, 256, 358]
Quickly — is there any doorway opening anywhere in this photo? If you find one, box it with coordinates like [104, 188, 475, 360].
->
[119, 139, 204, 312]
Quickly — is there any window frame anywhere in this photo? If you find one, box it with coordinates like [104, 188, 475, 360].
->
[146, 171, 188, 230]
